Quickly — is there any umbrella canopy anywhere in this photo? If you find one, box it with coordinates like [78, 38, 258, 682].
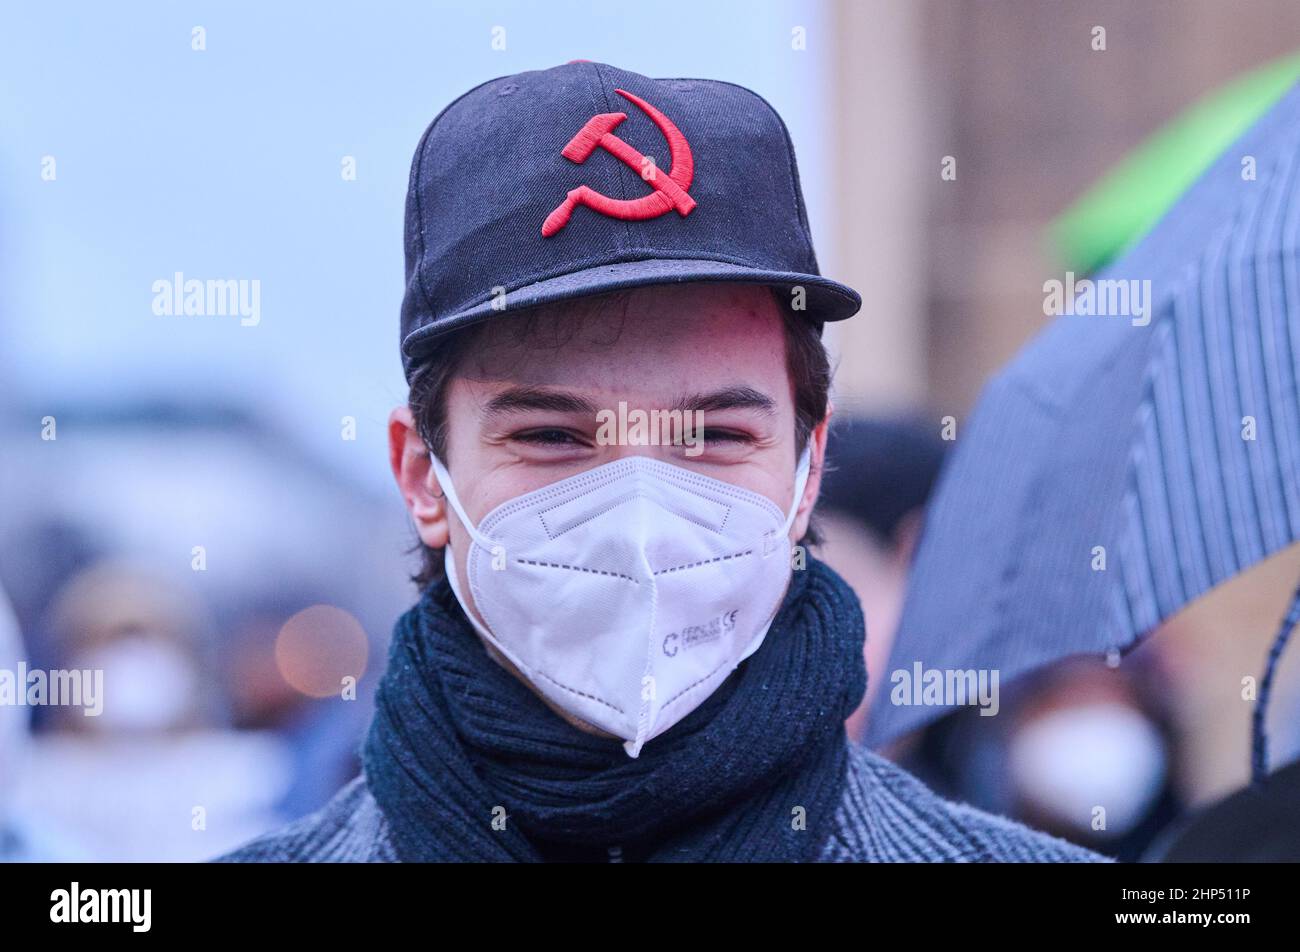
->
[866, 82, 1300, 756]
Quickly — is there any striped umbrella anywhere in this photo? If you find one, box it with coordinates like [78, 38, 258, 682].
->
[865, 84, 1300, 783]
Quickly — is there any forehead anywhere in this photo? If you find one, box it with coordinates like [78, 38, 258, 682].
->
[457, 283, 790, 396]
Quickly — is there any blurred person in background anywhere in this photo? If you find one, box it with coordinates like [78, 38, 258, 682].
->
[898, 654, 1185, 863]
[815, 416, 947, 741]
[0, 404, 404, 838]
[1001, 656, 1184, 862]
[13, 563, 294, 861]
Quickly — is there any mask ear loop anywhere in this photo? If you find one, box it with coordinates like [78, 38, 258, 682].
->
[430, 456, 505, 646]
[765, 445, 813, 555]
[783, 444, 814, 534]
[428, 453, 500, 554]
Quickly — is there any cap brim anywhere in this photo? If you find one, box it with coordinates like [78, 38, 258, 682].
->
[401, 257, 861, 372]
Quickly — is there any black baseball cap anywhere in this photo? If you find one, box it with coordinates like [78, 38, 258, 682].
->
[399, 60, 861, 379]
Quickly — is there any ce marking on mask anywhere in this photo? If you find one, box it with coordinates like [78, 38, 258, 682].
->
[663, 610, 739, 657]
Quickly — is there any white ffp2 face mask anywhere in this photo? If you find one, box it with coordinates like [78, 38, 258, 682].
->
[431, 449, 812, 757]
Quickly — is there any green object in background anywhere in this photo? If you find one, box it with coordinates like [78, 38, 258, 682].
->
[1052, 51, 1300, 275]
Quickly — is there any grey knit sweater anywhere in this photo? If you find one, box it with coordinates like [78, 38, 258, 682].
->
[219, 743, 1106, 862]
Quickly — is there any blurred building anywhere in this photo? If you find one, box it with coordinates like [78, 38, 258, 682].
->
[825, 0, 1300, 416]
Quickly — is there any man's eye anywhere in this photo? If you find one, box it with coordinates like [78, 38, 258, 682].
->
[699, 429, 752, 444]
[514, 428, 583, 446]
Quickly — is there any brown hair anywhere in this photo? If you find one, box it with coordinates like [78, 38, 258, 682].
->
[406, 286, 831, 588]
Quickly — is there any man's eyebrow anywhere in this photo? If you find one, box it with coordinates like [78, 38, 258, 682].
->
[480, 386, 601, 418]
[479, 385, 777, 419]
[671, 386, 777, 415]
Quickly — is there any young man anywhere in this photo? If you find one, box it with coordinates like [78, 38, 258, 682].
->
[222, 62, 1102, 862]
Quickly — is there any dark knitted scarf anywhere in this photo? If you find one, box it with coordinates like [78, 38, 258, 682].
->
[363, 556, 867, 862]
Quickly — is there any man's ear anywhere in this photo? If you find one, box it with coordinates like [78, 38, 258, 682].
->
[388, 406, 450, 549]
[790, 401, 833, 541]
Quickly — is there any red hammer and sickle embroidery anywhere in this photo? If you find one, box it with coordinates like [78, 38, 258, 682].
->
[541, 88, 696, 237]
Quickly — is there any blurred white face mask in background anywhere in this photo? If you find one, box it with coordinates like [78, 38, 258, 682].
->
[432, 449, 811, 757]
[76, 636, 198, 734]
[1008, 702, 1167, 837]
